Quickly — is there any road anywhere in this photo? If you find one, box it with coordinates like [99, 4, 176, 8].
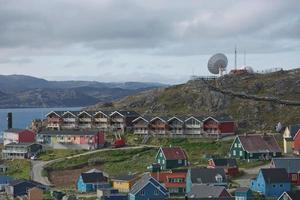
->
[31, 145, 157, 186]
[232, 163, 270, 188]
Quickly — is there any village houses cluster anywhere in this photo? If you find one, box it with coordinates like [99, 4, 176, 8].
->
[2, 110, 300, 199]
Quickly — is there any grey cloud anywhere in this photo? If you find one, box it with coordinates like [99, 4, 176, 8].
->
[0, 57, 32, 64]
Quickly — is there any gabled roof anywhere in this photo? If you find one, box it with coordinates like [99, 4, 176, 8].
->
[130, 173, 168, 195]
[190, 168, 227, 184]
[287, 124, 300, 138]
[150, 116, 169, 123]
[280, 191, 300, 200]
[112, 174, 137, 181]
[151, 171, 187, 183]
[38, 130, 100, 136]
[167, 116, 187, 123]
[159, 147, 188, 160]
[260, 168, 289, 183]
[203, 115, 234, 123]
[62, 111, 79, 118]
[271, 157, 300, 173]
[132, 116, 153, 123]
[45, 111, 64, 117]
[210, 158, 238, 168]
[188, 185, 229, 198]
[235, 187, 251, 193]
[80, 170, 107, 184]
[110, 110, 139, 117]
[77, 111, 93, 117]
[185, 116, 204, 123]
[237, 134, 281, 153]
[93, 110, 112, 117]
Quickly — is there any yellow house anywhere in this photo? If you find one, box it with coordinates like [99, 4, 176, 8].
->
[111, 174, 139, 193]
[283, 125, 300, 154]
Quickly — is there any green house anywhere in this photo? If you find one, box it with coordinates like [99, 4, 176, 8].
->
[155, 147, 188, 170]
[229, 134, 282, 160]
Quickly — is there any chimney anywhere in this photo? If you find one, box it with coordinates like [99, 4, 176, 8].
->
[244, 132, 248, 137]
[7, 112, 12, 129]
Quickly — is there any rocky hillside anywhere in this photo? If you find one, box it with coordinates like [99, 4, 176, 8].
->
[88, 68, 300, 132]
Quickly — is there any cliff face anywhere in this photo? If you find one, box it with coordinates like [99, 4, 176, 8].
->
[88, 68, 300, 132]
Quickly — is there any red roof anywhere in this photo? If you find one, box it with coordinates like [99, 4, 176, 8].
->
[161, 147, 188, 160]
[150, 171, 187, 188]
[238, 134, 281, 153]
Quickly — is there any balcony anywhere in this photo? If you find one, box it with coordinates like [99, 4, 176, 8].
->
[185, 124, 201, 129]
[111, 118, 124, 123]
[94, 118, 108, 122]
[63, 118, 76, 122]
[47, 118, 61, 123]
[78, 124, 92, 129]
[2, 149, 27, 154]
[78, 118, 92, 122]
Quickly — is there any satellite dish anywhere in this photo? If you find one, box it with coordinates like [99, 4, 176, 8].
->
[207, 53, 228, 75]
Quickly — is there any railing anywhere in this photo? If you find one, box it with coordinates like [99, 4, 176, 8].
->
[2, 149, 27, 154]
[94, 118, 108, 122]
[78, 118, 92, 122]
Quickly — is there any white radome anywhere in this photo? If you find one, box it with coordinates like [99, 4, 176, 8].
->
[207, 53, 228, 75]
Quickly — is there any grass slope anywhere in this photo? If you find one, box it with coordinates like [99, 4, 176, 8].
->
[5, 159, 30, 179]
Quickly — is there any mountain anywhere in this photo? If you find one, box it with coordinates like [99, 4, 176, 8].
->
[88, 68, 300, 132]
[0, 75, 166, 108]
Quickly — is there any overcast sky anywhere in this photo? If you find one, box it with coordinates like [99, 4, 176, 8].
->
[0, 0, 299, 84]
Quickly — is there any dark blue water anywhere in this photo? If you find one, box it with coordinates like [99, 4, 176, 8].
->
[0, 107, 82, 134]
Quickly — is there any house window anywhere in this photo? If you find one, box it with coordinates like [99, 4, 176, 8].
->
[233, 150, 236, 156]
[162, 160, 165, 164]
[273, 152, 276, 157]
[238, 143, 241, 148]
[234, 143, 237, 147]
[292, 174, 298, 181]
[140, 190, 145, 196]
[280, 184, 283, 187]
[160, 152, 162, 157]
[154, 189, 159, 195]
[215, 174, 223, 183]
[239, 151, 243, 156]
[178, 160, 182, 164]
[272, 184, 276, 188]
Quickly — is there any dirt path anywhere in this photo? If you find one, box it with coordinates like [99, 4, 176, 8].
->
[31, 145, 157, 186]
[233, 163, 270, 187]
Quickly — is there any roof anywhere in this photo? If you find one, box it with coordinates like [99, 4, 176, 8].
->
[188, 185, 229, 198]
[190, 168, 227, 184]
[185, 116, 205, 122]
[110, 110, 139, 117]
[235, 187, 251, 193]
[272, 157, 300, 173]
[160, 147, 188, 160]
[204, 115, 234, 123]
[150, 116, 169, 123]
[0, 176, 13, 184]
[112, 174, 137, 181]
[260, 168, 289, 183]
[132, 116, 153, 123]
[38, 130, 101, 136]
[9, 179, 47, 190]
[287, 124, 300, 138]
[5, 142, 36, 147]
[4, 128, 35, 134]
[45, 111, 64, 117]
[81, 171, 107, 184]
[94, 110, 112, 117]
[283, 191, 300, 200]
[237, 134, 281, 153]
[210, 158, 237, 168]
[167, 116, 187, 122]
[130, 173, 168, 195]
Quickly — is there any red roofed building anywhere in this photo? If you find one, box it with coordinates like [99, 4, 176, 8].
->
[151, 170, 187, 195]
[155, 147, 188, 170]
[3, 129, 36, 146]
[203, 116, 235, 137]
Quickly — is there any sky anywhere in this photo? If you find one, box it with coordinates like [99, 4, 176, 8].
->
[0, 0, 299, 84]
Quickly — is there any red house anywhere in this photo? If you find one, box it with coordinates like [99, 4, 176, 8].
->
[270, 157, 300, 185]
[293, 130, 300, 154]
[203, 116, 235, 137]
[151, 169, 187, 195]
[3, 128, 36, 146]
[207, 158, 239, 177]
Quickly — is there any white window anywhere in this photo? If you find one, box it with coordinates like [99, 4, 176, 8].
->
[240, 151, 243, 156]
[238, 143, 242, 148]
[160, 152, 162, 157]
[233, 150, 236, 156]
[273, 152, 276, 156]
[250, 153, 253, 157]
[154, 189, 159, 195]
[158, 159, 160, 164]
[234, 143, 237, 147]
[140, 190, 145, 196]
[162, 160, 165, 164]
[178, 160, 182, 164]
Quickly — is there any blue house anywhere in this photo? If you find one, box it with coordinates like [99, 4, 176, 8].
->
[186, 168, 227, 193]
[77, 169, 109, 193]
[250, 168, 291, 198]
[235, 187, 253, 200]
[0, 176, 13, 191]
[129, 173, 168, 200]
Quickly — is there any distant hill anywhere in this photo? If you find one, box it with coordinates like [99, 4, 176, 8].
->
[0, 75, 166, 108]
[88, 68, 300, 132]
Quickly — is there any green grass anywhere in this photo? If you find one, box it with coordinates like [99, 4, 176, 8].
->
[125, 134, 233, 166]
[46, 147, 158, 176]
[37, 149, 87, 161]
[5, 159, 30, 179]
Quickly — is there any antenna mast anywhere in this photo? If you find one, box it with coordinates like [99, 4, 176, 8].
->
[244, 51, 246, 66]
[234, 46, 237, 69]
